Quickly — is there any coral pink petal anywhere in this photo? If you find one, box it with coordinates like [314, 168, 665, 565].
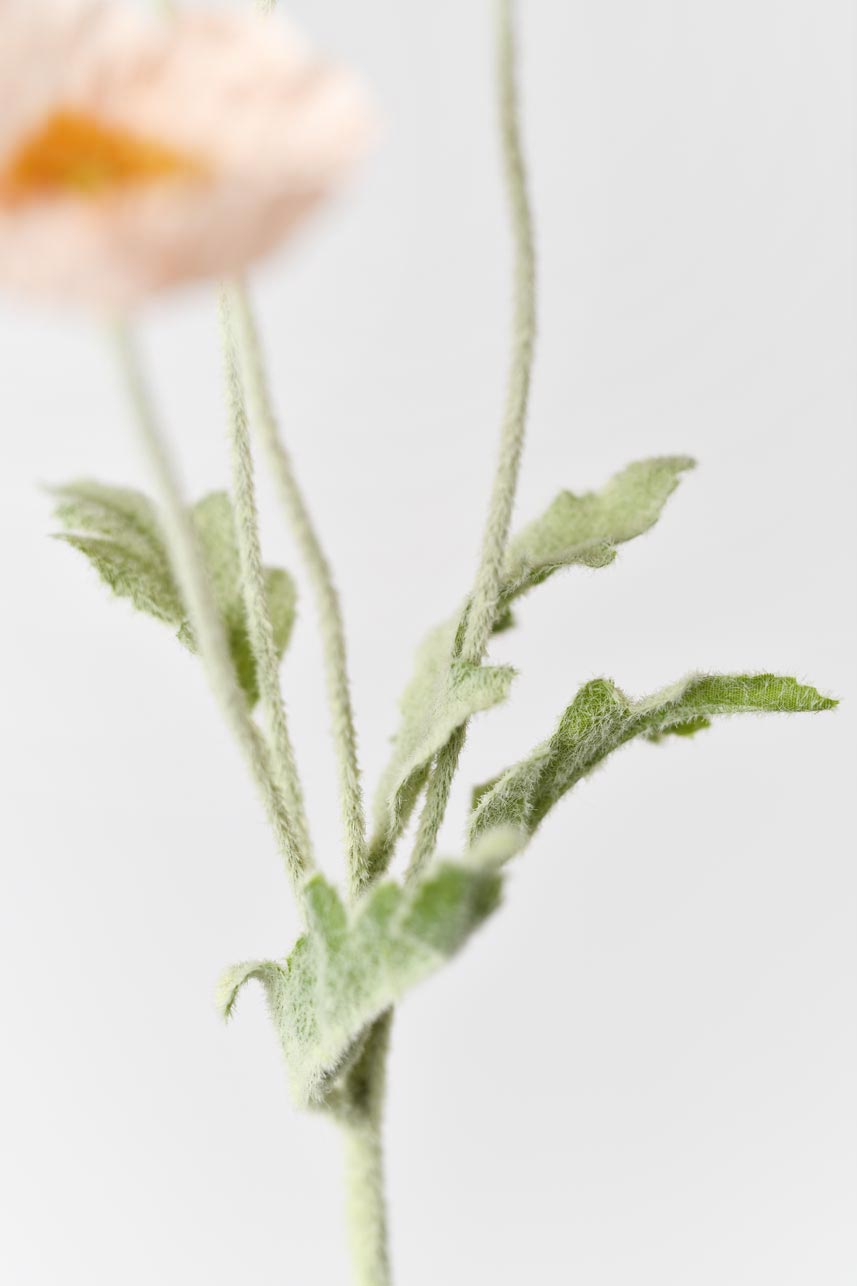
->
[0, 0, 375, 307]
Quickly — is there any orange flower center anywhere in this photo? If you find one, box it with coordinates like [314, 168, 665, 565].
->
[0, 109, 204, 202]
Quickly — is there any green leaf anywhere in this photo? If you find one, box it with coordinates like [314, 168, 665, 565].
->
[370, 620, 515, 858]
[265, 568, 297, 660]
[369, 458, 693, 863]
[179, 493, 297, 707]
[500, 455, 695, 607]
[217, 834, 518, 1107]
[53, 482, 296, 708]
[53, 479, 168, 551]
[52, 481, 183, 624]
[470, 674, 837, 843]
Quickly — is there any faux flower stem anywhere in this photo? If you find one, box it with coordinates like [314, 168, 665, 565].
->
[408, 725, 466, 882]
[460, 0, 536, 667]
[218, 289, 314, 865]
[347, 6, 535, 1273]
[113, 322, 309, 890]
[227, 282, 369, 898]
[407, 0, 536, 881]
[340, 1013, 394, 1286]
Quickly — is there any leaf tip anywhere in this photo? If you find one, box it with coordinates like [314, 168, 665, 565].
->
[214, 969, 242, 1022]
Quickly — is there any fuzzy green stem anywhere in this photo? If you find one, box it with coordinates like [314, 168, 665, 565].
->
[407, 726, 465, 883]
[407, 0, 536, 881]
[218, 289, 314, 864]
[226, 282, 369, 898]
[113, 323, 309, 890]
[459, 0, 536, 667]
[340, 1013, 393, 1286]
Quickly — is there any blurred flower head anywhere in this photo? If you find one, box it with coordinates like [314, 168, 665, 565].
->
[0, 0, 374, 308]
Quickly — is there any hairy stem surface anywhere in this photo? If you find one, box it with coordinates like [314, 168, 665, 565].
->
[227, 282, 369, 897]
[408, 0, 536, 881]
[114, 323, 309, 889]
[219, 289, 314, 863]
[340, 1013, 394, 1286]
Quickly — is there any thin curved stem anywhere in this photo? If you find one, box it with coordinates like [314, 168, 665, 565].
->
[218, 289, 314, 864]
[226, 282, 369, 898]
[114, 322, 309, 891]
[407, 0, 536, 882]
[460, 0, 536, 667]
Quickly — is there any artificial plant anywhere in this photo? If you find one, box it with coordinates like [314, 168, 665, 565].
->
[1, 0, 835, 1282]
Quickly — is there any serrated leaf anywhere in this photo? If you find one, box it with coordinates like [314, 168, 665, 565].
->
[218, 837, 516, 1107]
[53, 482, 296, 709]
[370, 621, 515, 858]
[501, 455, 695, 605]
[470, 674, 836, 842]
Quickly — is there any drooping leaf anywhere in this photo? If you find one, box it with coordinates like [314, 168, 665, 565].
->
[217, 832, 519, 1107]
[53, 482, 296, 708]
[470, 674, 837, 843]
[52, 481, 183, 624]
[52, 479, 168, 552]
[369, 620, 515, 859]
[500, 455, 695, 609]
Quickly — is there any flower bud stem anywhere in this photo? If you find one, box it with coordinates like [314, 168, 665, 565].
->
[407, 0, 536, 883]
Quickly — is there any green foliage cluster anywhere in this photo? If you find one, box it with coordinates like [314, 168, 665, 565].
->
[219, 834, 511, 1109]
[40, 3, 837, 1279]
[54, 459, 835, 1113]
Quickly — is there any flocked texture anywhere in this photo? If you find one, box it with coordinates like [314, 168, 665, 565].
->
[217, 829, 521, 1108]
[0, 0, 374, 306]
[369, 620, 515, 863]
[370, 457, 694, 861]
[53, 481, 295, 708]
[498, 455, 695, 622]
[219, 674, 835, 1113]
[470, 674, 837, 842]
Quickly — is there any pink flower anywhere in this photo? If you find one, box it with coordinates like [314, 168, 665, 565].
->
[0, 0, 374, 307]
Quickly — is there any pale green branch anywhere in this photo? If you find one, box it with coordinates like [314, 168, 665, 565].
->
[113, 323, 309, 891]
[226, 282, 369, 898]
[407, 0, 536, 882]
[340, 1015, 393, 1286]
[218, 288, 314, 864]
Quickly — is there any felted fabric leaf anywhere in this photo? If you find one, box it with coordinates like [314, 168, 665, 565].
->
[53, 482, 296, 708]
[500, 455, 695, 610]
[53, 481, 183, 624]
[369, 457, 692, 862]
[178, 493, 297, 707]
[218, 833, 517, 1107]
[370, 620, 515, 858]
[470, 674, 836, 842]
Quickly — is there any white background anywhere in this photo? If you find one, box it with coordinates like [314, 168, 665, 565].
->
[1, 1, 854, 1282]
